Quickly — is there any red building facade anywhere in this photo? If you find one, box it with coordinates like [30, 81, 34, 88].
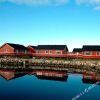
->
[72, 48, 82, 55]
[0, 43, 100, 59]
[28, 45, 68, 57]
[27, 46, 36, 53]
[67, 48, 83, 58]
[82, 45, 100, 59]
[0, 43, 28, 56]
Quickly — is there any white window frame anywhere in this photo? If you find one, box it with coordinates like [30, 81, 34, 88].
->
[56, 50, 62, 54]
[84, 52, 92, 55]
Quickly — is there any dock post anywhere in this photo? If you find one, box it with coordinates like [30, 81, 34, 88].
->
[23, 59, 26, 68]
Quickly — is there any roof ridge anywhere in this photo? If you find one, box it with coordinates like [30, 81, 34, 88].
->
[7, 43, 24, 46]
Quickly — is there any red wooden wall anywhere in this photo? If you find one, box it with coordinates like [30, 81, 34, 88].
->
[0, 44, 14, 53]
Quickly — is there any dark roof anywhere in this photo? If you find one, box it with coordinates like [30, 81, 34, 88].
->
[30, 46, 37, 49]
[73, 48, 82, 52]
[7, 43, 27, 50]
[36, 45, 68, 51]
[82, 45, 100, 51]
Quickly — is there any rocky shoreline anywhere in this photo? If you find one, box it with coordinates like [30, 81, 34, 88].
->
[0, 57, 100, 74]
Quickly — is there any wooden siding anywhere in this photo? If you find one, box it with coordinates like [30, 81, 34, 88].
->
[0, 44, 14, 53]
[0, 43, 100, 59]
[0, 43, 30, 56]
[36, 50, 67, 54]
[27, 46, 36, 53]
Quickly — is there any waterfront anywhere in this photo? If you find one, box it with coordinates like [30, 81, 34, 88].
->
[0, 69, 100, 100]
[0, 58, 100, 75]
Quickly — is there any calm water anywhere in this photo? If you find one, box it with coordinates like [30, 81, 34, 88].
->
[0, 73, 100, 100]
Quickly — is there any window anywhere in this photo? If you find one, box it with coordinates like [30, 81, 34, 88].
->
[97, 52, 100, 55]
[49, 50, 52, 54]
[37, 50, 41, 54]
[76, 52, 79, 55]
[84, 52, 91, 55]
[4, 49, 8, 53]
[45, 50, 49, 54]
[56, 50, 61, 54]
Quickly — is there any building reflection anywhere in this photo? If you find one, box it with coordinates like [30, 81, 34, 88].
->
[0, 70, 26, 80]
[0, 68, 100, 84]
[0, 69, 68, 82]
[82, 73, 100, 84]
[35, 71, 68, 82]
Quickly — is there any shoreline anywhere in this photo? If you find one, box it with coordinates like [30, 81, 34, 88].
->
[0, 57, 100, 67]
[0, 57, 100, 74]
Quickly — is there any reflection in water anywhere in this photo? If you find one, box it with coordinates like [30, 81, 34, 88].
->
[0, 70, 68, 82]
[35, 71, 68, 82]
[0, 69, 100, 84]
[82, 74, 100, 84]
[0, 63, 100, 85]
[0, 70, 15, 80]
[0, 70, 26, 80]
[0, 68, 100, 100]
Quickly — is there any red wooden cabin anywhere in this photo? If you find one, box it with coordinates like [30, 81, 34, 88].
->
[71, 48, 83, 58]
[82, 45, 100, 59]
[0, 43, 29, 56]
[28, 45, 68, 57]
[73, 48, 82, 55]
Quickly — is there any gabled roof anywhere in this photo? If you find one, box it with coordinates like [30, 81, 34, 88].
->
[29, 46, 37, 49]
[7, 43, 27, 50]
[36, 45, 68, 51]
[73, 48, 82, 52]
[82, 45, 100, 51]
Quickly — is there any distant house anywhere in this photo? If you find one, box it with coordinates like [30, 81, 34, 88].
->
[72, 48, 82, 55]
[28, 45, 68, 57]
[36, 45, 68, 54]
[82, 45, 100, 58]
[0, 43, 28, 55]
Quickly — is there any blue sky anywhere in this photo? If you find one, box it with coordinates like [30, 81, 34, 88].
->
[0, 0, 100, 51]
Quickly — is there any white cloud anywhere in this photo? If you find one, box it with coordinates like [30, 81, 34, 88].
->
[0, 0, 69, 6]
